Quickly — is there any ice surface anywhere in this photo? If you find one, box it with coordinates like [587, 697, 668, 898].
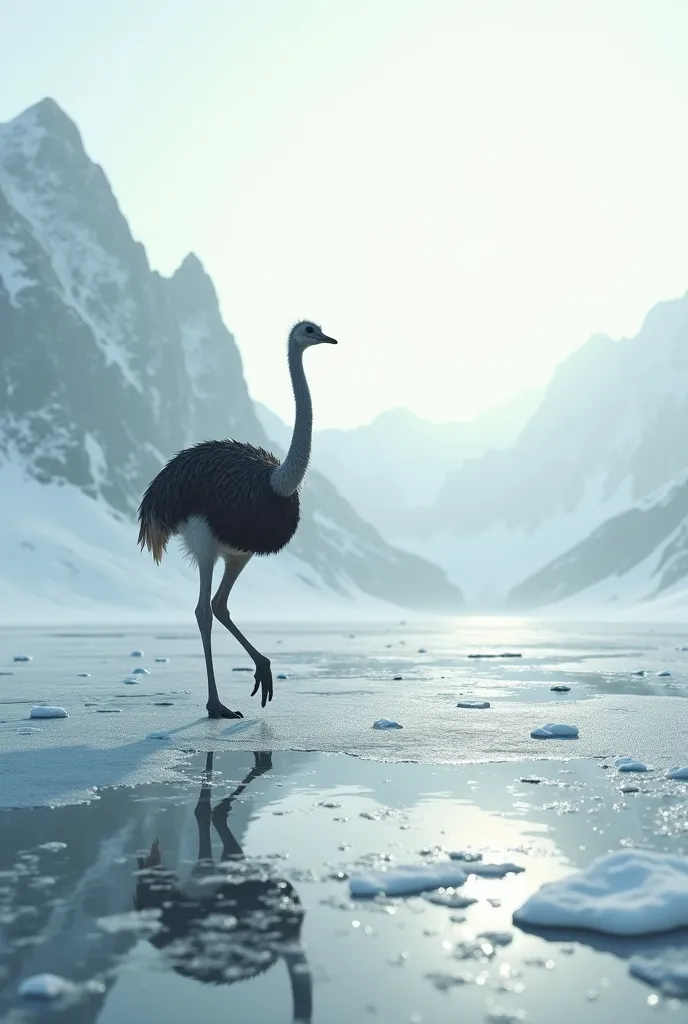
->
[514, 850, 688, 936]
[456, 700, 491, 709]
[372, 719, 403, 729]
[615, 756, 649, 772]
[629, 950, 688, 996]
[30, 706, 68, 719]
[667, 766, 688, 779]
[1, 623, 688, 809]
[18, 974, 74, 999]
[530, 723, 579, 738]
[350, 862, 468, 898]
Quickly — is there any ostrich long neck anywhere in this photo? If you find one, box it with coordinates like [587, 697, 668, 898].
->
[271, 345, 312, 497]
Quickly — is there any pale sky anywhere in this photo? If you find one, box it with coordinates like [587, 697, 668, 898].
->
[3, 0, 688, 428]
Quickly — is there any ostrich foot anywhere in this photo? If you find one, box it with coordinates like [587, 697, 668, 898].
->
[250, 659, 274, 708]
[206, 701, 244, 719]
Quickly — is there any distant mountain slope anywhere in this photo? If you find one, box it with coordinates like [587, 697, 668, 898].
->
[256, 390, 542, 536]
[508, 472, 688, 610]
[0, 98, 463, 617]
[402, 288, 688, 605]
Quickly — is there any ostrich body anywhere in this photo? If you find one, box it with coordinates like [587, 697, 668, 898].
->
[138, 320, 337, 718]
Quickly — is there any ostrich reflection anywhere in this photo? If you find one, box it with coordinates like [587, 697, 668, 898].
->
[133, 752, 312, 1021]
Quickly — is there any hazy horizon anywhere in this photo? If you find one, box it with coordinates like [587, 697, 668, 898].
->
[4, 0, 688, 429]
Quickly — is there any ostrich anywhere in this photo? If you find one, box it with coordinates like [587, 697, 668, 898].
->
[134, 750, 312, 1021]
[138, 320, 337, 719]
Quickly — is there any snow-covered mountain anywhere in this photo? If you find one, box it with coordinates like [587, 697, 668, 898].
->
[401, 289, 688, 609]
[0, 98, 462, 621]
[256, 391, 542, 536]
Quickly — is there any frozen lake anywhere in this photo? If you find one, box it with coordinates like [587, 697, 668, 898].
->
[0, 618, 687, 1020]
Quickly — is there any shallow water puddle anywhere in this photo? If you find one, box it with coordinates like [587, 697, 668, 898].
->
[0, 752, 686, 1023]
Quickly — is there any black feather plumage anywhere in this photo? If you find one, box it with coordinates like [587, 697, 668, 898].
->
[138, 439, 300, 557]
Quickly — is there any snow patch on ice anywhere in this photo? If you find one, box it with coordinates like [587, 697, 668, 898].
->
[350, 863, 468, 898]
[530, 723, 579, 739]
[514, 849, 688, 936]
[615, 756, 649, 773]
[18, 974, 75, 1000]
[30, 706, 68, 719]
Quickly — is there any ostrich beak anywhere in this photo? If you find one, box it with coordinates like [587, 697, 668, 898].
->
[319, 334, 338, 345]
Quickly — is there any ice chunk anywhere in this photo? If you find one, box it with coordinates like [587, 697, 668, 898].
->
[513, 849, 688, 936]
[130, 650, 144, 657]
[77, 672, 91, 678]
[350, 862, 468, 898]
[132, 667, 150, 675]
[629, 950, 688, 997]
[18, 974, 74, 999]
[448, 849, 483, 863]
[122, 677, 139, 685]
[393, 675, 403, 681]
[155, 657, 169, 663]
[146, 731, 171, 740]
[30, 706, 68, 719]
[550, 684, 571, 692]
[657, 671, 672, 677]
[614, 756, 649, 772]
[457, 700, 491, 709]
[372, 719, 403, 730]
[530, 723, 579, 739]
[464, 862, 525, 878]
[667, 766, 688, 780]
[277, 673, 288, 680]
[13, 654, 32, 662]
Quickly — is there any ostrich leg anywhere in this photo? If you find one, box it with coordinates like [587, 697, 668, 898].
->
[195, 557, 243, 719]
[211, 554, 274, 708]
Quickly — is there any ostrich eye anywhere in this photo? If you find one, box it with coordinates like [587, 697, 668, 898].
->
[305, 325, 314, 335]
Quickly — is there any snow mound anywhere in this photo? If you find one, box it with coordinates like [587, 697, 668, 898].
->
[350, 863, 468, 898]
[457, 700, 491, 709]
[629, 950, 688, 997]
[530, 723, 579, 739]
[513, 849, 688, 936]
[372, 719, 403, 730]
[615, 756, 649, 772]
[18, 974, 74, 999]
[29, 706, 68, 719]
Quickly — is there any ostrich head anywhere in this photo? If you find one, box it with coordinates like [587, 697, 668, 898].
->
[289, 320, 337, 349]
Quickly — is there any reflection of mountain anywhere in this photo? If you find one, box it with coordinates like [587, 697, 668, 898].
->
[0, 98, 462, 621]
[0, 750, 315, 1023]
[256, 390, 542, 536]
[395, 289, 688, 611]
